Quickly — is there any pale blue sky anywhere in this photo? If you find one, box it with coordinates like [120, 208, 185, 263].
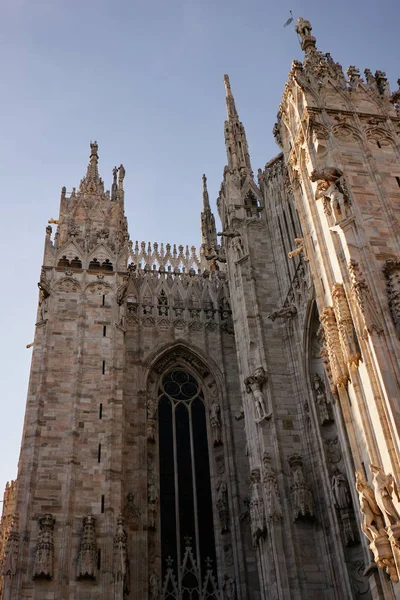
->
[0, 0, 397, 497]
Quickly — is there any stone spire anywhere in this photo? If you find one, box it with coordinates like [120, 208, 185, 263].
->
[200, 174, 217, 254]
[78, 141, 105, 196]
[223, 74, 252, 176]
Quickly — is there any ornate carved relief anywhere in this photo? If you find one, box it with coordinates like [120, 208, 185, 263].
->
[244, 367, 271, 422]
[262, 453, 283, 522]
[149, 571, 160, 600]
[249, 469, 267, 546]
[216, 479, 230, 533]
[122, 493, 141, 522]
[209, 400, 222, 446]
[319, 307, 349, 390]
[267, 305, 297, 321]
[33, 514, 55, 580]
[332, 283, 361, 369]
[355, 470, 398, 582]
[1, 514, 19, 577]
[77, 516, 97, 580]
[148, 473, 159, 530]
[288, 454, 314, 522]
[383, 259, 400, 336]
[348, 259, 383, 336]
[222, 574, 237, 599]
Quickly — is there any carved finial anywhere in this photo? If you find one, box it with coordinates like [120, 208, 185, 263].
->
[223, 74, 238, 120]
[202, 174, 210, 211]
[118, 164, 125, 190]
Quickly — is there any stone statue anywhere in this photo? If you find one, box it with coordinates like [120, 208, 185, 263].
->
[223, 574, 237, 600]
[249, 469, 267, 546]
[216, 479, 230, 533]
[313, 373, 332, 425]
[33, 514, 55, 580]
[370, 464, 400, 527]
[262, 452, 283, 522]
[296, 17, 312, 40]
[289, 455, 314, 521]
[244, 367, 271, 421]
[209, 400, 222, 446]
[149, 571, 160, 600]
[148, 474, 159, 530]
[113, 516, 130, 595]
[268, 305, 297, 321]
[355, 470, 386, 542]
[332, 468, 351, 509]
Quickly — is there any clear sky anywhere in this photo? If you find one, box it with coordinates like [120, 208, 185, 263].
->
[0, 0, 398, 498]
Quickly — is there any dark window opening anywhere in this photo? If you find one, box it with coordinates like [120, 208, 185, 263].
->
[103, 326, 106, 337]
[98, 444, 101, 463]
[70, 256, 82, 269]
[102, 295, 105, 306]
[158, 370, 217, 590]
[377, 140, 382, 149]
[57, 256, 70, 269]
[88, 258, 101, 271]
[99, 403, 103, 419]
[396, 176, 400, 188]
[102, 259, 113, 272]
[97, 549, 101, 570]
[101, 495, 105, 513]
[102, 361, 105, 375]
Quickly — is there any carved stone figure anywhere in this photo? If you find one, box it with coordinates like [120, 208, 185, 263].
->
[348, 259, 383, 336]
[77, 516, 97, 580]
[113, 516, 130, 595]
[149, 571, 160, 600]
[223, 574, 237, 600]
[355, 470, 386, 542]
[288, 455, 314, 521]
[1, 514, 19, 577]
[370, 464, 400, 527]
[216, 479, 230, 533]
[244, 367, 271, 421]
[288, 238, 307, 260]
[148, 474, 159, 530]
[313, 373, 332, 425]
[33, 514, 55, 580]
[209, 400, 222, 446]
[249, 469, 267, 546]
[262, 452, 283, 522]
[268, 305, 297, 321]
[383, 259, 400, 337]
[332, 468, 351, 510]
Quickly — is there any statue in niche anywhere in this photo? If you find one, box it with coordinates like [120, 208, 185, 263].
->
[355, 470, 386, 542]
[2, 514, 19, 577]
[209, 400, 222, 446]
[249, 469, 267, 546]
[289, 455, 314, 521]
[33, 514, 55, 580]
[332, 468, 351, 509]
[310, 167, 351, 222]
[262, 452, 283, 522]
[149, 572, 160, 600]
[244, 367, 271, 422]
[148, 474, 159, 530]
[223, 574, 237, 600]
[313, 373, 332, 425]
[216, 479, 230, 533]
[370, 464, 400, 527]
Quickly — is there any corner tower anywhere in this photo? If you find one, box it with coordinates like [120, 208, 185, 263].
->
[276, 17, 400, 590]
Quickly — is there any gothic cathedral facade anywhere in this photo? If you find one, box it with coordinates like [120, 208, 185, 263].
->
[1, 18, 400, 600]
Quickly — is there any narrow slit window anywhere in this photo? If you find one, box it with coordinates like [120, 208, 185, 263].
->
[98, 444, 101, 463]
[102, 295, 105, 306]
[97, 549, 101, 570]
[101, 495, 105, 513]
[396, 176, 400, 188]
[377, 140, 382, 149]
[99, 403, 103, 419]
[103, 326, 106, 337]
[102, 361, 105, 375]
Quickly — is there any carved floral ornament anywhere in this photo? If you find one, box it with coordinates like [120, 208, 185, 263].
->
[383, 259, 400, 336]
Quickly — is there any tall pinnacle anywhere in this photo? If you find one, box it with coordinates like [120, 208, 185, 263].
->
[78, 141, 105, 196]
[223, 74, 238, 121]
[223, 74, 252, 176]
[202, 174, 211, 211]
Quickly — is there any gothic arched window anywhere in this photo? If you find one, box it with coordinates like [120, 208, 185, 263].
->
[158, 370, 219, 599]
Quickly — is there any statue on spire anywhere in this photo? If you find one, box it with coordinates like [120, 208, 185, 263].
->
[296, 17, 316, 52]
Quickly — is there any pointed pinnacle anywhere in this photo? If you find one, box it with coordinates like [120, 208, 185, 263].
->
[202, 174, 210, 211]
[223, 74, 238, 120]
